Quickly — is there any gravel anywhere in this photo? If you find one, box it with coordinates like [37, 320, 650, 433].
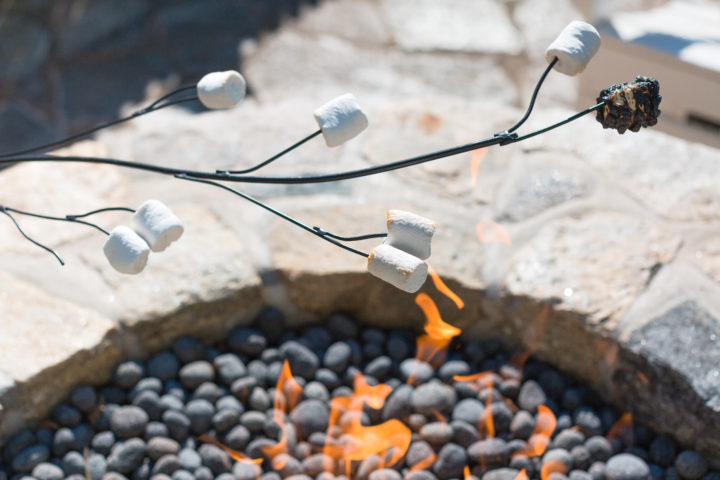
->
[2, 313, 716, 480]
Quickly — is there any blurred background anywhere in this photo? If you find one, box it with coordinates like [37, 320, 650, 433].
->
[0, 0, 717, 155]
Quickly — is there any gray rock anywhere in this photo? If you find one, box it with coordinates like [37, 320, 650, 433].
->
[543, 449, 573, 474]
[405, 471, 439, 480]
[675, 451, 708, 480]
[585, 436, 612, 463]
[568, 471, 593, 480]
[369, 470, 402, 480]
[71, 385, 99, 412]
[133, 390, 163, 421]
[570, 445, 592, 471]
[386, 333, 412, 362]
[4, 429, 35, 461]
[31, 462, 64, 480]
[212, 354, 246, 386]
[510, 410, 535, 439]
[232, 461, 261, 480]
[605, 453, 651, 480]
[231, 376, 258, 401]
[406, 440, 435, 469]
[280, 341, 320, 379]
[148, 352, 180, 381]
[399, 359, 434, 385]
[145, 421, 171, 440]
[411, 382, 456, 415]
[271, 453, 305, 477]
[198, 443, 231, 475]
[382, 384, 413, 422]
[588, 462, 606, 480]
[364, 356, 393, 381]
[302, 454, 334, 477]
[212, 408, 239, 432]
[52, 428, 76, 456]
[173, 337, 204, 364]
[185, 399, 214, 434]
[177, 448, 201, 471]
[303, 381, 330, 402]
[432, 443, 467, 480]
[171, 471, 193, 480]
[649, 435, 676, 468]
[223, 425, 251, 451]
[111, 406, 149, 439]
[53, 403, 82, 427]
[12, 444, 49, 472]
[451, 420, 479, 448]
[290, 399, 329, 439]
[151, 455, 183, 476]
[452, 398, 484, 425]
[420, 422, 454, 446]
[114, 361, 145, 389]
[162, 410, 191, 442]
[574, 407, 603, 436]
[482, 469, 521, 480]
[62, 451, 86, 475]
[487, 401, 514, 434]
[301, 326, 332, 351]
[228, 327, 267, 357]
[92, 431, 116, 455]
[438, 360, 471, 383]
[178, 361, 214, 390]
[147, 437, 180, 461]
[87, 453, 107, 480]
[248, 387, 271, 412]
[517, 380, 547, 413]
[240, 410, 267, 434]
[553, 429, 585, 451]
[130, 378, 163, 401]
[108, 438, 147, 474]
[468, 438, 509, 467]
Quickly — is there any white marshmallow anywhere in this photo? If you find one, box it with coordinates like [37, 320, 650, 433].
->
[313, 93, 369, 147]
[545, 21, 601, 76]
[197, 71, 247, 109]
[384, 210, 436, 260]
[367, 244, 428, 293]
[103, 226, 150, 275]
[130, 200, 184, 252]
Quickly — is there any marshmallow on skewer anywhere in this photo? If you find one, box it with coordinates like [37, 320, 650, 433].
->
[545, 21, 601, 76]
[367, 244, 428, 293]
[130, 200, 184, 252]
[384, 210, 436, 260]
[197, 70, 247, 109]
[313, 93, 369, 147]
[103, 226, 150, 275]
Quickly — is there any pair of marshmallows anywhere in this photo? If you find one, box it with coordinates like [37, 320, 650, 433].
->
[103, 200, 184, 274]
[545, 21, 601, 76]
[367, 210, 436, 293]
[197, 71, 247, 109]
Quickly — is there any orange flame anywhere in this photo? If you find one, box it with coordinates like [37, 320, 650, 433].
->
[427, 263, 465, 309]
[541, 460, 567, 480]
[481, 376, 495, 438]
[476, 220, 511, 245]
[262, 360, 303, 464]
[512, 405, 556, 458]
[463, 465, 471, 480]
[607, 412, 633, 450]
[353, 372, 393, 410]
[410, 451, 438, 472]
[197, 434, 263, 465]
[414, 293, 461, 368]
[514, 469, 528, 480]
[470, 148, 487, 186]
[453, 371, 494, 384]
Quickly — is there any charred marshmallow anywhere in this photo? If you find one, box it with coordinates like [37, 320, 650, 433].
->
[130, 200, 184, 252]
[367, 244, 428, 293]
[545, 21, 601, 76]
[103, 226, 150, 275]
[197, 71, 247, 109]
[384, 210, 436, 260]
[313, 93, 369, 147]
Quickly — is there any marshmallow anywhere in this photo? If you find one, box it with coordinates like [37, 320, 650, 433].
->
[367, 244, 428, 293]
[103, 226, 150, 275]
[197, 71, 247, 109]
[545, 21, 601, 76]
[313, 93, 369, 147]
[384, 210, 436, 260]
[130, 200, 184, 252]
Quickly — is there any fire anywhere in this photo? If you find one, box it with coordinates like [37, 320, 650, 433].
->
[541, 460, 567, 480]
[353, 371, 393, 410]
[481, 375, 495, 438]
[514, 469, 528, 480]
[512, 405, 556, 458]
[607, 412, 633, 450]
[470, 148, 487, 186]
[476, 220, 511, 245]
[261, 360, 303, 465]
[410, 451, 437, 472]
[414, 293, 462, 367]
[463, 465, 471, 480]
[197, 434, 263, 465]
[427, 263, 465, 309]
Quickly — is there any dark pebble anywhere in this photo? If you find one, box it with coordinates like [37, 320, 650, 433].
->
[52, 428, 76, 456]
[701, 472, 720, 480]
[381, 385, 413, 422]
[231, 376, 258, 402]
[468, 438, 509, 467]
[104, 473, 130, 480]
[420, 422, 454, 446]
[574, 407, 602, 436]
[362, 342, 384, 360]
[510, 410, 535, 439]
[114, 361, 145, 389]
[62, 451, 86, 475]
[216, 394, 243, 413]
[70, 385, 98, 412]
[568, 472, 593, 480]
[178, 361, 214, 390]
[301, 326, 332, 352]
[452, 398, 484, 425]
[147, 437, 180, 461]
[228, 327, 267, 357]
[675, 450, 708, 480]
[665, 467, 681, 480]
[162, 410, 191, 442]
[171, 471, 193, 480]
[538, 370, 567, 400]
[88, 453, 107, 480]
[134, 458, 151, 480]
[543, 449, 573, 474]
[232, 462, 262, 480]
[325, 314, 358, 339]
[111, 406, 149, 439]
[164, 381, 185, 399]
[451, 420, 480, 448]
[553, 429, 585, 450]
[12, 444, 49, 472]
[185, 399, 214, 434]
[588, 462, 606, 480]
[313, 368, 340, 391]
[605, 453, 651, 480]
[303, 454, 334, 477]
[253, 307, 286, 345]
[129, 378, 163, 404]
[101, 386, 127, 404]
[193, 466, 213, 480]
[198, 443, 231, 475]
[517, 380, 547, 413]
[386, 332, 412, 362]
[151, 455, 183, 476]
[406, 441, 434, 469]
[648, 464, 663, 480]
[177, 448, 201, 471]
[482, 469, 521, 480]
[411, 382, 456, 415]
[399, 359, 434, 385]
[223, 425, 251, 451]
[92, 431, 116, 455]
[31, 462, 64, 480]
[107, 438, 147, 474]
[291, 399, 329, 439]
[438, 360, 471, 383]
[556, 413, 573, 432]
[212, 354, 246, 386]
[147, 352, 180, 381]
[561, 388, 584, 411]
[571, 445, 592, 471]
[172, 337, 204, 364]
[133, 390, 163, 421]
[248, 387, 271, 411]
[432, 443, 467, 480]
[215, 474, 235, 480]
[486, 401, 513, 433]
[585, 436, 613, 462]
[145, 421, 170, 440]
[369, 470, 401, 480]
[52, 403, 82, 427]
[212, 408, 239, 433]
[405, 471, 439, 480]
[649, 435, 675, 468]
[280, 341, 320, 380]
[261, 348, 282, 365]
[271, 453, 305, 477]
[364, 356, 393, 381]
[193, 382, 225, 404]
[4, 429, 35, 462]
